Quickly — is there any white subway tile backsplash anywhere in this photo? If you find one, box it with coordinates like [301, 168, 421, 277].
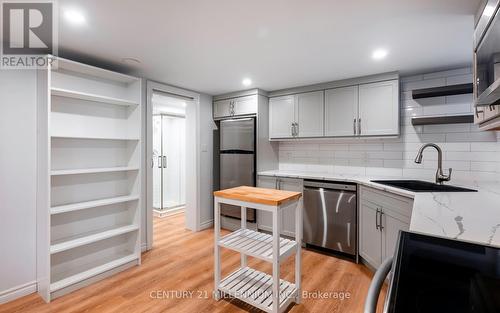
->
[446, 73, 473, 85]
[422, 68, 471, 79]
[446, 131, 498, 142]
[423, 123, 471, 134]
[402, 78, 446, 92]
[278, 67, 500, 179]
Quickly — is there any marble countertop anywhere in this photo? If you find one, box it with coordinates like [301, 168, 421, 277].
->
[258, 170, 500, 248]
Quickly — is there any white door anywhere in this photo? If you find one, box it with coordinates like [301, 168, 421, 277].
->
[269, 95, 295, 139]
[325, 86, 359, 137]
[213, 99, 232, 118]
[296, 91, 324, 138]
[358, 80, 399, 136]
[256, 176, 277, 232]
[359, 201, 382, 268]
[233, 95, 257, 116]
[382, 212, 409, 262]
[278, 177, 303, 237]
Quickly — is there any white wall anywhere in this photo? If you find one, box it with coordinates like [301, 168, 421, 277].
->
[0, 70, 38, 302]
[198, 94, 214, 228]
[279, 67, 500, 181]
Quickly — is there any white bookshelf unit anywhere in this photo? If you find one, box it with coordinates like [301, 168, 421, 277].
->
[36, 57, 142, 302]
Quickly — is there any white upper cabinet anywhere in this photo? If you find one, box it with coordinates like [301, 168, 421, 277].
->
[233, 95, 257, 116]
[358, 80, 399, 136]
[213, 99, 232, 118]
[295, 91, 324, 138]
[213, 95, 257, 119]
[269, 95, 295, 138]
[325, 86, 359, 137]
[269, 91, 324, 139]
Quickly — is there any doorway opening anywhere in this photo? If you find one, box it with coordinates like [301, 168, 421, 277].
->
[152, 93, 187, 218]
[146, 81, 202, 250]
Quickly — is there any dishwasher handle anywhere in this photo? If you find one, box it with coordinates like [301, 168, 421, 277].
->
[303, 180, 357, 192]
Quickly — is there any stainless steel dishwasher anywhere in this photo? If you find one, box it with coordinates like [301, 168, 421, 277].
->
[303, 180, 357, 259]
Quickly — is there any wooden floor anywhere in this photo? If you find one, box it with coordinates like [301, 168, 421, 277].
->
[0, 213, 386, 313]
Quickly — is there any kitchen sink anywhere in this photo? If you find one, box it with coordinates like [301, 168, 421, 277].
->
[370, 180, 477, 192]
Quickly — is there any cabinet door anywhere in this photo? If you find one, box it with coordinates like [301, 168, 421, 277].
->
[325, 86, 359, 137]
[256, 176, 277, 232]
[233, 95, 257, 116]
[213, 99, 232, 118]
[278, 177, 303, 237]
[269, 95, 295, 139]
[359, 201, 382, 268]
[382, 212, 409, 262]
[358, 80, 399, 136]
[296, 91, 324, 137]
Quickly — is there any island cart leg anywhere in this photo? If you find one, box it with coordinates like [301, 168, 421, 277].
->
[241, 206, 247, 268]
[214, 197, 221, 300]
[295, 198, 303, 303]
[272, 207, 281, 313]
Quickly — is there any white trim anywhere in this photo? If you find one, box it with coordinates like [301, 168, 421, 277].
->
[199, 219, 214, 230]
[145, 81, 202, 250]
[0, 281, 37, 304]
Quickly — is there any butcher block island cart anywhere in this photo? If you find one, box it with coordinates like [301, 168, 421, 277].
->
[213, 186, 303, 313]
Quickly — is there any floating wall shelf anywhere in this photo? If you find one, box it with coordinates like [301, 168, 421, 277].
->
[412, 83, 473, 99]
[411, 114, 474, 125]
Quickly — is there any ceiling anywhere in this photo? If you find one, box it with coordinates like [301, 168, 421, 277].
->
[58, 0, 480, 95]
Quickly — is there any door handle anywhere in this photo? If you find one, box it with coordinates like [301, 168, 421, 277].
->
[163, 156, 167, 168]
[158, 156, 162, 168]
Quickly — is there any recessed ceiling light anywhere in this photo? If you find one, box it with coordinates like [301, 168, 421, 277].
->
[64, 9, 85, 25]
[242, 78, 252, 87]
[121, 57, 142, 66]
[484, 5, 496, 17]
[372, 49, 388, 60]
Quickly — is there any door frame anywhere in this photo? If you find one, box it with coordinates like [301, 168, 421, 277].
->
[145, 80, 201, 250]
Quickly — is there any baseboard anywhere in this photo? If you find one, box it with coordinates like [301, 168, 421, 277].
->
[199, 219, 213, 230]
[0, 281, 37, 304]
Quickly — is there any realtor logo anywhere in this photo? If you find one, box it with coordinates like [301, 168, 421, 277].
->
[1, 0, 57, 68]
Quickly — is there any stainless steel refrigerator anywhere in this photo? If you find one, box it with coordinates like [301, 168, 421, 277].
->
[219, 118, 256, 222]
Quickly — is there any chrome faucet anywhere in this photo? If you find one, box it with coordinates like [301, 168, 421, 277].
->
[414, 143, 452, 185]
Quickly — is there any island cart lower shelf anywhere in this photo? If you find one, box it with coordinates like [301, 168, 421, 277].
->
[213, 186, 303, 313]
[218, 267, 298, 313]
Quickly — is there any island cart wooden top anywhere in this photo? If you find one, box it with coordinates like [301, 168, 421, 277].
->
[213, 186, 302, 206]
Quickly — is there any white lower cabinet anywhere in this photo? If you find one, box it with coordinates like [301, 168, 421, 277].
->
[257, 175, 303, 237]
[359, 186, 413, 269]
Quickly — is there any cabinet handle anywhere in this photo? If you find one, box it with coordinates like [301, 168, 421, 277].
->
[230, 101, 235, 116]
[353, 118, 357, 135]
[291, 123, 295, 137]
[158, 156, 162, 168]
[163, 156, 167, 168]
[379, 210, 384, 231]
[295, 123, 299, 137]
[375, 208, 380, 230]
[358, 118, 361, 135]
[475, 106, 484, 118]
